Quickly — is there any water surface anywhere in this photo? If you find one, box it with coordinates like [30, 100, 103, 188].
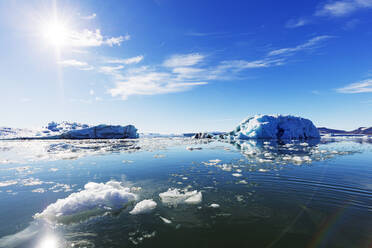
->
[0, 138, 371, 248]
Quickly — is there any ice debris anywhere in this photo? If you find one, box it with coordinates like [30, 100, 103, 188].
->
[34, 181, 137, 220]
[129, 199, 157, 215]
[159, 188, 202, 205]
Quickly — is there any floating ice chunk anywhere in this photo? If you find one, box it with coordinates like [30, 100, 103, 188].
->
[154, 154, 166, 158]
[130, 199, 157, 215]
[184, 192, 202, 204]
[34, 181, 137, 220]
[160, 216, 172, 224]
[209, 203, 220, 208]
[186, 146, 202, 151]
[32, 188, 46, 193]
[0, 180, 18, 187]
[220, 164, 232, 171]
[238, 180, 248, 184]
[21, 178, 44, 186]
[209, 159, 221, 164]
[229, 114, 320, 140]
[258, 169, 269, 172]
[232, 173, 242, 177]
[159, 188, 202, 205]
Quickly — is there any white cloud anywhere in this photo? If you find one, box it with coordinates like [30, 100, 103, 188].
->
[106, 55, 144, 65]
[99, 65, 124, 74]
[55, 29, 127, 47]
[285, 18, 309, 28]
[316, 0, 372, 17]
[163, 53, 205, 67]
[89, 89, 95, 95]
[268, 35, 332, 56]
[105, 34, 130, 47]
[80, 13, 97, 20]
[108, 69, 207, 100]
[336, 79, 372, 93]
[58, 59, 93, 70]
[107, 36, 331, 100]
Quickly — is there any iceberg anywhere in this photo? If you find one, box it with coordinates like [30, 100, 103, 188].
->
[0, 122, 138, 140]
[228, 115, 320, 140]
[59, 124, 138, 139]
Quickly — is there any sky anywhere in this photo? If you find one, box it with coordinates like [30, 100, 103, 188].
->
[0, 0, 372, 133]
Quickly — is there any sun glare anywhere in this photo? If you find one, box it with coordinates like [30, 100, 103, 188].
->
[43, 20, 70, 47]
[37, 234, 59, 248]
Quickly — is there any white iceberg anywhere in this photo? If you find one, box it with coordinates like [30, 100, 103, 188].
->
[0, 122, 138, 140]
[229, 114, 320, 140]
[34, 181, 137, 220]
[129, 199, 157, 215]
[59, 124, 138, 139]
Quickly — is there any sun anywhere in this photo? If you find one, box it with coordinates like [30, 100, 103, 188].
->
[43, 19, 70, 47]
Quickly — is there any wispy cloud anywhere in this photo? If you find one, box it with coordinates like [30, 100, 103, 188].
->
[106, 55, 144, 65]
[53, 29, 127, 47]
[185, 31, 228, 37]
[267, 35, 333, 56]
[285, 18, 310, 28]
[316, 0, 372, 17]
[99, 65, 124, 74]
[163, 53, 205, 67]
[79, 13, 97, 20]
[336, 79, 372, 93]
[108, 69, 208, 100]
[106, 36, 332, 100]
[58, 59, 93, 70]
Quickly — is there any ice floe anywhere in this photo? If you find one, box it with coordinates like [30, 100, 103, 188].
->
[159, 188, 202, 205]
[34, 181, 137, 221]
[129, 199, 157, 215]
[159, 216, 172, 224]
[209, 203, 220, 208]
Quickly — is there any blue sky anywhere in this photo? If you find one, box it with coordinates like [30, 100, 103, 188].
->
[0, 0, 372, 133]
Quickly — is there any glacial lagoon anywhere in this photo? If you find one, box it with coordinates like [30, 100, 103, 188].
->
[0, 138, 371, 247]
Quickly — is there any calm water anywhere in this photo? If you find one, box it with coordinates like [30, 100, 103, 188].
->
[0, 138, 371, 248]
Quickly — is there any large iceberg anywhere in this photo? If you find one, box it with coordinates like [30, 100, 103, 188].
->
[229, 115, 320, 140]
[59, 124, 138, 139]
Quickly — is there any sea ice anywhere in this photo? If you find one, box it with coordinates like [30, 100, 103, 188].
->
[159, 188, 202, 205]
[209, 203, 220, 208]
[34, 181, 137, 220]
[159, 216, 172, 224]
[129, 199, 157, 215]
